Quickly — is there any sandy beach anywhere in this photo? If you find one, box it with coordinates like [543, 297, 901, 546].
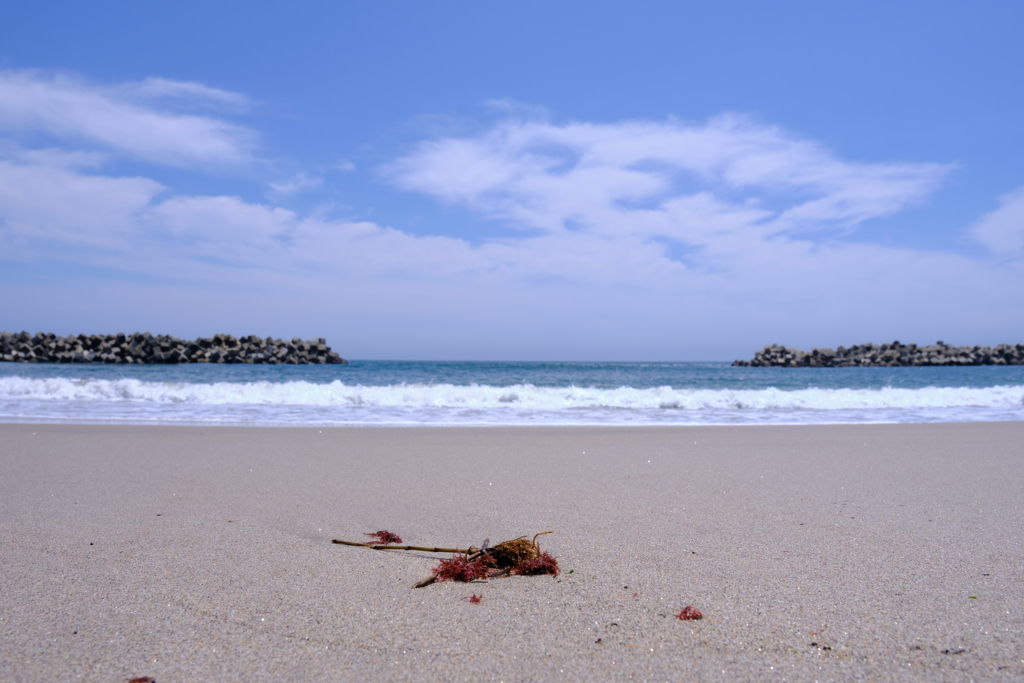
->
[1, 422, 1022, 681]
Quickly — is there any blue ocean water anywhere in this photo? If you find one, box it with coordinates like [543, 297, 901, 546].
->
[1, 360, 1023, 426]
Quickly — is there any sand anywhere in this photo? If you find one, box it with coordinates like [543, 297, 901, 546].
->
[1, 422, 1022, 681]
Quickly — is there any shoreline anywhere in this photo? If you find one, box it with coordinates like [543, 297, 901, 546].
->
[4, 361, 1024, 429]
[3, 422, 1023, 680]
[3, 417, 1024, 427]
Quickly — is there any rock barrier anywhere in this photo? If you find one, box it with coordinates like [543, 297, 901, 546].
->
[0, 332, 346, 364]
[733, 341, 1024, 367]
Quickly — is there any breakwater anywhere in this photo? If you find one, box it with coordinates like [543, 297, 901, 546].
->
[733, 341, 1024, 367]
[0, 332, 346, 364]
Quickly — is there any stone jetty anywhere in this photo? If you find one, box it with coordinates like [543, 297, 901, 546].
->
[733, 341, 1024, 367]
[0, 332, 346, 364]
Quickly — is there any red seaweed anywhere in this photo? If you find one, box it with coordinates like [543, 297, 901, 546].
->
[466, 594, 482, 603]
[511, 551, 560, 577]
[364, 530, 402, 545]
[676, 606, 703, 620]
[433, 552, 495, 582]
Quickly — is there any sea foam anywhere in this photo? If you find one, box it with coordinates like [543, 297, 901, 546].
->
[1, 376, 1022, 426]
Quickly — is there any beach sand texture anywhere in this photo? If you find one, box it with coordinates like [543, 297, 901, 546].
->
[1, 422, 1022, 681]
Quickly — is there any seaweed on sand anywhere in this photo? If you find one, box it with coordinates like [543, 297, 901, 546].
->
[511, 551, 559, 577]
[676, 606, 703, 620]
[364, 530, 402, 545]
[433, 552, 496, 583]
[331, 530, 559, 588]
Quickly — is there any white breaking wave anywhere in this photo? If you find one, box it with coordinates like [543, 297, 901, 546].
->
[1, 376, 1023, 426]
[2, 376, 1024, 410]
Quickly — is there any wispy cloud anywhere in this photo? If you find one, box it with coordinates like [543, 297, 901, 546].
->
[118, 76, 250, 111]
[0, 136, 992, 298]
[267, 172, 323, 197]
[0, 149, 485, 281]
[972, 186, 1024, 255]
[483, 98, 550, 120]
[1, 93, 1020, 356]
[0, 69, 256, 168]
[387, 114, 952, 247]
[0, 153, 164, 254]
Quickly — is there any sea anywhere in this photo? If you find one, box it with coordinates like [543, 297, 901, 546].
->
[1, 361, 1023, 427]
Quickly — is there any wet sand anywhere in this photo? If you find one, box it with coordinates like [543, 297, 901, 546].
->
[1, 422, 1022, 681]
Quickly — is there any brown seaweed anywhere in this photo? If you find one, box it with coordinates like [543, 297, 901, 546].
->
[331, 530, 558, 588]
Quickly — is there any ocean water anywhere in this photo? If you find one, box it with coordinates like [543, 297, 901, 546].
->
[1, 361, 1023, 427]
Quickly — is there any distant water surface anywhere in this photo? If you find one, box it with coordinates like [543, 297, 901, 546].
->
[1, 361, 1022, 426]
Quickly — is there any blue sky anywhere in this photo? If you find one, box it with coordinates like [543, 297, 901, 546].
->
[1, 1, 1022, 360]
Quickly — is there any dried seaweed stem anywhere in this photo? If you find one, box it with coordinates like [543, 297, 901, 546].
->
[332, 539, 484, 554]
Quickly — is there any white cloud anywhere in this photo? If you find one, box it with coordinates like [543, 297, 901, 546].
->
[0, 149, 492, 283]
[387, 114, 952, 245]
[971, 186, 1024, 254]
[483, 98, 550, 119]
[119, 77, 249, 110]
[0, 69, 255, 168]
[267, 172, 324, 197]
[0, 112, 1001, 296]
[0, 143, 992, 299]
[1, 100, 1020, 358]
[0, 153, 163, 253]
[2, 144, 106, 170]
